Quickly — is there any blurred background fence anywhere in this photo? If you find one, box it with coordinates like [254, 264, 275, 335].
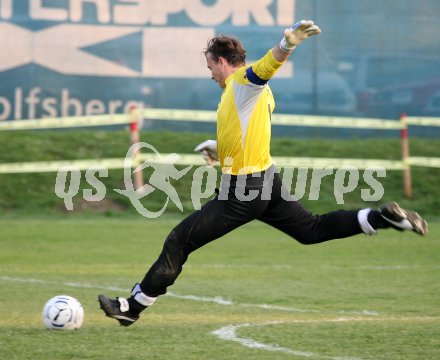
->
[0, 109, 439, 199]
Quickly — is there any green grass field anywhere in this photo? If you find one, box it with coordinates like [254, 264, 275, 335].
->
[1, 218, 439, 360]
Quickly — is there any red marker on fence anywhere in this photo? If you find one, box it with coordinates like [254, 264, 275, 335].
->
[129, 106, 144, 191]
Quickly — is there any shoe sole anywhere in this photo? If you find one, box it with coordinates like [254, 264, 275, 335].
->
[98, 295, 137, 327]
[385, 202, 428, 236]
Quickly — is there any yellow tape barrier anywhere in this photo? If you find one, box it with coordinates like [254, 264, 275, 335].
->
[272, 157, 406, 170]
[0, 114, 132, 130]
[141, 108, 217, 123]
[141, 108, 403, 129]
[408, 157, 440, 168]
[271, 115, 403, 129]
[0, 159, 126, 174]
[3, 154, 440, 174]
[137, 153, 207, 166]
[1, 109, 439, 131]
[138, 153, 407, 169]
[406, 117, 440, 127]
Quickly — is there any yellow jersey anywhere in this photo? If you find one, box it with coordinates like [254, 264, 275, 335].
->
[216, 49, 285, 175]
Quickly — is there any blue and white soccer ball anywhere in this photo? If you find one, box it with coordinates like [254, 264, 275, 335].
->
[42, 295, 84, 330]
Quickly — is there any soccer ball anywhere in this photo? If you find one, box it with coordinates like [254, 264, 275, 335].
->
[42, 295, 84, 330]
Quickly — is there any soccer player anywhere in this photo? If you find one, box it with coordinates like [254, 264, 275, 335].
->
[98, 21, 428, 326]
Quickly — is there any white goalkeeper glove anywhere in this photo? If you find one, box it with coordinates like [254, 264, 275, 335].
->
[280, 20, 321, 52]
[194, 140, 218, 166]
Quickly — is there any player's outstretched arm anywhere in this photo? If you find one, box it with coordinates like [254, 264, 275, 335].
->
[272, 20, 321, 62]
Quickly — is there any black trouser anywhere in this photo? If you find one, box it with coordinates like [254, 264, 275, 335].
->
[140, 166, 363, 297]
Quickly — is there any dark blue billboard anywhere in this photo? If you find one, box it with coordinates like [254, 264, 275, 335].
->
[1, 0, 440, 123]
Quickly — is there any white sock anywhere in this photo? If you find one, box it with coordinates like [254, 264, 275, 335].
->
[357, 208, 377, 235]
[131, 283, 157, 307]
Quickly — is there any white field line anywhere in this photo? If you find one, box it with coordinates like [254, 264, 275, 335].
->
[212, 320, 363, 360]
[0, 276, 377, 316]
[212, 322, 317, 359]
[212, 316, 439, 360]
[356, 265, 440, 270]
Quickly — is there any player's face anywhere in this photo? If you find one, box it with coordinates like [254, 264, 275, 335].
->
[206, 54, 227, 89]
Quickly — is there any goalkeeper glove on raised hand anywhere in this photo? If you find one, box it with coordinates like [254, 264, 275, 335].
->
[280, 20, 321, 52]
[194, 140, 218, 166]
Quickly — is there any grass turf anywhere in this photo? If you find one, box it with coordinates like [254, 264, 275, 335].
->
[0, 218, 439, 359]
